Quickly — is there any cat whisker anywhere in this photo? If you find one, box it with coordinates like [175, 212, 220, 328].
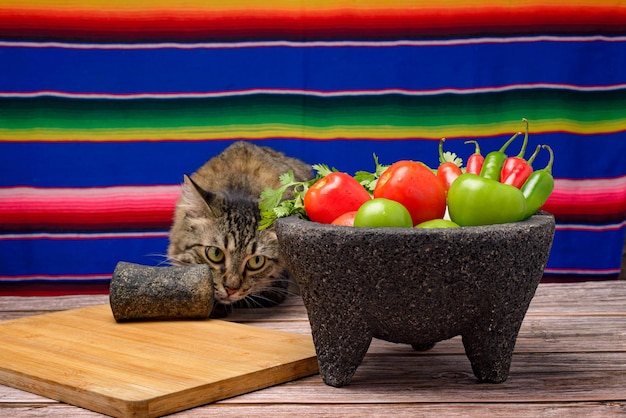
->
[209, 300, 233, 318]
[165, 253, 195, 266]
[145, 253, 177, 267]
[240, 296, 266, 310]
[243, 285, 298, 308]
[260, 283, 298, 296]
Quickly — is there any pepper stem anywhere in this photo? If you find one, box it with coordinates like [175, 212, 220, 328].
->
[515, 118, 530, 159]
[438, 138, 446, 164]
[541, 145, 554, 174]
[499, 131, 521, 153]
[464, 140, 481, 155]
[526, 145, 541, 166]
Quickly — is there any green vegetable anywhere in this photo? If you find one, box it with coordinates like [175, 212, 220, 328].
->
[479, 131, 521, 181]
[415, 219, 460, 228]
[258, 164, 333, 230]
[521, 144, 555, 218]
[353, 198, 413, 228]
[354, 154, 389, 193]
[447, 173, 527, 226]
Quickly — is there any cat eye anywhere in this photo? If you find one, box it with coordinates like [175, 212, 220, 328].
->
[205, 246, 225, 263]
[246, 255, 266, 271]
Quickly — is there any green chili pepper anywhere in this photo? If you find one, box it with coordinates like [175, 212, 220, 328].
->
[479, 131, 521, 181]
[521, 144, 554, 219]
[447, 173, 527, 226]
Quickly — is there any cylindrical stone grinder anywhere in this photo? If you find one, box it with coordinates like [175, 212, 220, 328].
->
[109, 261, 214, 322]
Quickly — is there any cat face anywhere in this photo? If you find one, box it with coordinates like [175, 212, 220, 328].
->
[167, 176, 289, 307]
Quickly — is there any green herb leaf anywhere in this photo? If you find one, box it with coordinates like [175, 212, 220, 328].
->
[259, 170, 297, 212]
[311, 163, 334, 177]
[258, 165, 333, 230]
[354, 154, 389, 192]
[441, 151, 463, 167]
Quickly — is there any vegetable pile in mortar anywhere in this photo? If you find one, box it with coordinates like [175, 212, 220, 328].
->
[259, 119, 555, 229]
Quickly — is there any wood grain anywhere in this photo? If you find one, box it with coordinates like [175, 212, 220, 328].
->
[0, 305, 318, 417]
[1, 281, 625, 417]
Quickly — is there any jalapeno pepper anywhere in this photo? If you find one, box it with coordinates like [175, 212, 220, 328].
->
[502, 144, 541, 189]
[436, 138, 463, 191]
[521, 144, 555, 219]
[479, 131, 521, 181]
[464, 140, 484, 175]
[500, 118, 531, 182]
[447, 173, 527, 226]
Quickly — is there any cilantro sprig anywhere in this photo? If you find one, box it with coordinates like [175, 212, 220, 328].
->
[258, 155, 390, 230]
[439, 138, 463, 167]
[258, 164, 334, 230]
[353, 154, 389, 192]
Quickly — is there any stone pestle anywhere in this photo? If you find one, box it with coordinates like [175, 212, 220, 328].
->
[109, 261, 214, 322]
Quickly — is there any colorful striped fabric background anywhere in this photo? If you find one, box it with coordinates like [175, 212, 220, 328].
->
[1, 1, 625, 295]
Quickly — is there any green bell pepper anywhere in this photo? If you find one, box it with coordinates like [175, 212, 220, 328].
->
[448, 173, 527, 226]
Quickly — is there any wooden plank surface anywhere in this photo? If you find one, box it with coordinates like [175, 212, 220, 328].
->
[2, 402, 626, 418]
[1, 281, 625, 417]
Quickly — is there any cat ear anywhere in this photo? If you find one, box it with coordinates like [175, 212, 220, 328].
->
[180, 175, 215, 217]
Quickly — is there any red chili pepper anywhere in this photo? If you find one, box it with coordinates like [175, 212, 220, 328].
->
[502, 144, 541, 188]
[436, 138, 463, 191]
[500, 118, 532, 183]
[464, 140, 484, 175]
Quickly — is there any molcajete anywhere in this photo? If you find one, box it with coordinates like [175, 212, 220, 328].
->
[275, 212, 555, 387]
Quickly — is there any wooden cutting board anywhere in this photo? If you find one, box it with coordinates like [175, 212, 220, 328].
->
[0, 304, 318, 417]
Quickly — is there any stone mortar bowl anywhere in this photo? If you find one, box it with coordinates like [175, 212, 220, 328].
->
[275, 212, 555, 388]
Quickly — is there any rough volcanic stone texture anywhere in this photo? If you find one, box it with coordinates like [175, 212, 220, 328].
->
[109, 262, 214, 321]
[275, 212, 555, 387]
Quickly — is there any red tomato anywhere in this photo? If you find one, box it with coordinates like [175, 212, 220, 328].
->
[373, 160, 446, 226]
[331, 211, 357, 226]
[304, 172, 371, 224]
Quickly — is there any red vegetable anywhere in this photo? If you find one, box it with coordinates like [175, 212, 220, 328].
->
[436, 138, 463, 191]
[304, 172, 371, 224]
[502, 144, 541, 188]
[464, 140, 484, 175]
[331, 211, 358, 226]
[373, 160, 447, 226]
[500, 118, 532, 184]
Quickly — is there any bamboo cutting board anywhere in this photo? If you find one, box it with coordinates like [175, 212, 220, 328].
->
[0, 304, 318, 417]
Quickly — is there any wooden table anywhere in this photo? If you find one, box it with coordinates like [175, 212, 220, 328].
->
[1, 281, 625, 417]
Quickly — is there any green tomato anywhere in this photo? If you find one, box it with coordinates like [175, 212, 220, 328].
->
[415, 219, 460, 228]
[354, 198, 413, 228]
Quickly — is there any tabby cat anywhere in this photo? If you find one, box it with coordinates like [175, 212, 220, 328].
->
[167, 141, 312, 317]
